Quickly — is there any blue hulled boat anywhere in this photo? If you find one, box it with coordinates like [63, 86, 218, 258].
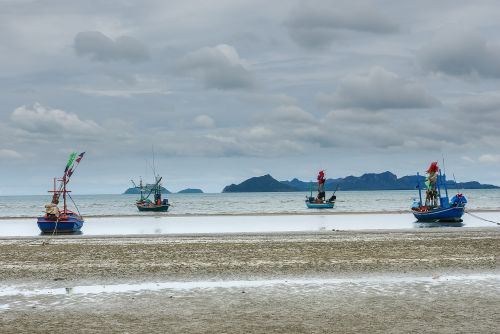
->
[37, 211, 84, 233]
[412, 205, 465, 222]
[411, 163, 467, 222]
[305, 199, 335, 209]
[305, 170, 337, 209]
[37, 152, 85, 234]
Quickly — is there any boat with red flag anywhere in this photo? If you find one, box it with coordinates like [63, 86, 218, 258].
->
[37, 152, 85, 233]
[411, 162, 467, 222]
[305, 170, 337, 209]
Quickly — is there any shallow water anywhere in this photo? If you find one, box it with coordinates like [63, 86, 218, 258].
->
[1, 189, 500, 218]
[1, 274, 499, 298]
[2, 273, 498, 333]
[0, 212, 498, 237]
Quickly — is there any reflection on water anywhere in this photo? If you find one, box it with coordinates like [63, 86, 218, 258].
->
[0, 212, 496, 237]
[39, 230, 83, 236]
[413, 221, 464, 228]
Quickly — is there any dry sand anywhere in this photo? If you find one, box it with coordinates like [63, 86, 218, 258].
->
[1, 228, 499, 333]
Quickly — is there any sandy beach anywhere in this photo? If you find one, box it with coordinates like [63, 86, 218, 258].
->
[1, 228, 499, 333]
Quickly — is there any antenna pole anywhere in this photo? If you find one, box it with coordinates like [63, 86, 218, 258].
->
[63, 177, 67, 214]
[417, 172, 423, 206]
[152, 145, 157, 178]
[442, 154, 446, 176]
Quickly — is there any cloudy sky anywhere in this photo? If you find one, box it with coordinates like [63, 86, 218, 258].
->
[1, 0, 499, 194]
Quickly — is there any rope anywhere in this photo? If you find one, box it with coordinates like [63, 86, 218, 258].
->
[68, 193, 82, 218]
[51, 216, 60, 236]
[42, 215, 60, 245]
[465, 211, 500, 226]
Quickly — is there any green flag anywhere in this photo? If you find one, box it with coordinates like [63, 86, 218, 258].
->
[64, 152, 77, 172]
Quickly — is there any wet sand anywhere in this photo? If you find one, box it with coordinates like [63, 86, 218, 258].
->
[1, 228, 499, 333]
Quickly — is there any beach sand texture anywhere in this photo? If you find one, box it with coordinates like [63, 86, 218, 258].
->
[1, 229, 499, 333]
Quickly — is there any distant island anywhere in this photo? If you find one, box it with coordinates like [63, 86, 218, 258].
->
[123, 185, 170, 194]
[223, 172, 499, 192]
[177, 188, 204, 194]
[222, 174, 296, 192]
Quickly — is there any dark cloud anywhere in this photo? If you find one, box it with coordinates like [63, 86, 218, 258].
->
[456, 94, 500, 115]
[177, 44, 254, 90]
[419, 30, 500, 77]
[453, 94, 500, 133]
[2, 1, 500, 191]
[318, 67, 440, 110]
[74, 31, 149, 63]
[285, 1, 398, 49]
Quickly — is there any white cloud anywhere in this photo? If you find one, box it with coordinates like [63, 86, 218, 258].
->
[0, 149, 22, 159]
[319, 67, 440, 110]
[193, 115, 215, 128]
[419, 29, 500, 78]
[10, 103, 102, 135]
[76, 87, 171, 98]
[267, 105, 316, 124]
[285, 0, 398, 49]
[74, 31, 149, 63]
[177, 44, 254, 89]
[479, 154, 500, 162]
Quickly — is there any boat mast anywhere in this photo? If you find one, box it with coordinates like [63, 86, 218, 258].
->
[63, 176, 67, 213]
[417, 172, 423, 206]
[442, 156, 449, 199]
[439, 168, 449, 208]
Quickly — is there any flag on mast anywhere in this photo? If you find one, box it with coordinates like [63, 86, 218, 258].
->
[75, 152, 85, 163]
[64, 152, 78, 173]
[67, 152, 85, 179]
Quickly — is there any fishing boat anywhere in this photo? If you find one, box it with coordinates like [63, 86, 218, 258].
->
[305, 200, 335, 209]
[305, 170, 337, 209]
[37, 152, 85, 233]
[132, 176, 170, 212]
[411, 162, 467, 222]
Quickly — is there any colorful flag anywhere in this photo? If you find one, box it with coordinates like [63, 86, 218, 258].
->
[66, 152, 85, 180]
[75, 152, 85, 163]
[64, 152, 77, 172]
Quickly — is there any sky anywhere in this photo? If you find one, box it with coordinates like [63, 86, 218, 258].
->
[1, 0, 499, 194]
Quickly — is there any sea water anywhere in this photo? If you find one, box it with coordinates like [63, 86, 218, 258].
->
[0, 190, 499, 236]
[0, 189, 499, 218]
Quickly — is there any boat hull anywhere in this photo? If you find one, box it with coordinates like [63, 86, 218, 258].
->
[412, 206, 465, 222]
[136, 204, 170, 212]
[305, 201, 335, 209]
[37, 213, 84, 233]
